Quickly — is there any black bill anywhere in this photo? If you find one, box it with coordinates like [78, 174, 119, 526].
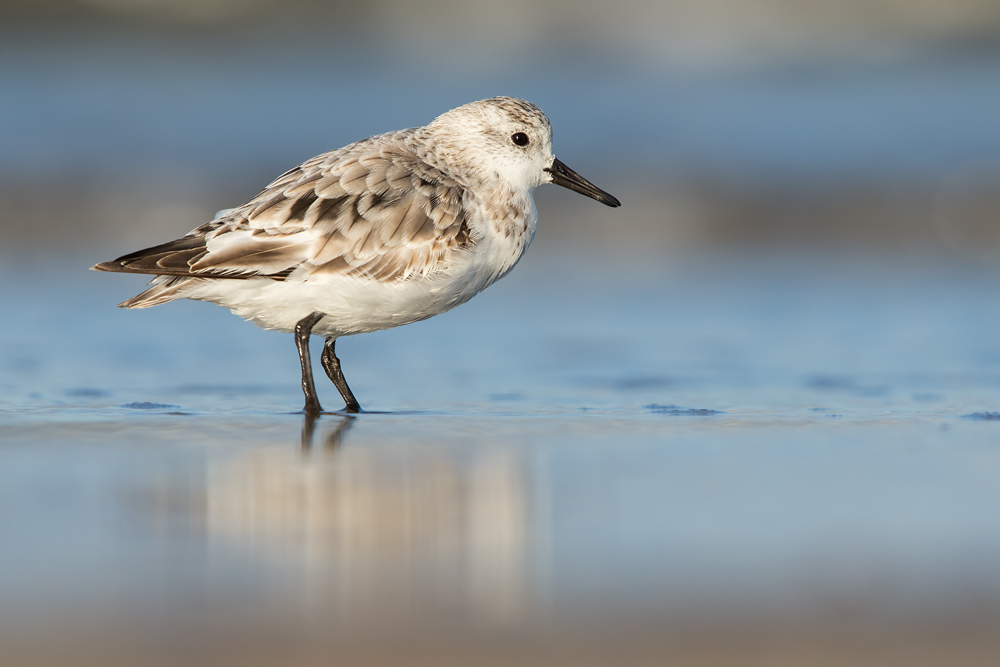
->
[545, 157, 621, 207]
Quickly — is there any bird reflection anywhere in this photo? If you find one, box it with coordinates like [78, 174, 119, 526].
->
[142, 412, 536, 624]
[300, 412, 355, 453]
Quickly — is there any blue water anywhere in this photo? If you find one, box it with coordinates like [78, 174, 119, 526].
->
[4, 253, 1000, 641]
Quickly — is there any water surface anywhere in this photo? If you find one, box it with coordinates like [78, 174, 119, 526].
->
[3, 253, 1000, 664]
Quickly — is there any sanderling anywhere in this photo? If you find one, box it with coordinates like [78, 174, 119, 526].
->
[93, 96, 620, 413]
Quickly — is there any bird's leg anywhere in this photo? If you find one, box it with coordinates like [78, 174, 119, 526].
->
[295, 312, 326, 414]
[321, 337, 361, 413]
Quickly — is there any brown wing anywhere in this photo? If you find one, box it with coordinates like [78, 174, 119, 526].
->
[93, 134, 473, 282]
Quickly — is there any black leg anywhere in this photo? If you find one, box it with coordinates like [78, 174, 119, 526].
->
[321, 337, 361, 413]
[295, 312, 325, 414]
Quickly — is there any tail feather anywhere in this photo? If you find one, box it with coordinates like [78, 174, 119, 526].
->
[118, 276, 194, 309]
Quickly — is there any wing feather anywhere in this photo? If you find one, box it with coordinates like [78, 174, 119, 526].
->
[315, 175, 346, 199]
[92, 133, 474, 283]
[339, 162, 369, 195]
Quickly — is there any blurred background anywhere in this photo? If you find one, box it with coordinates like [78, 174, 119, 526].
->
[4, 1, 1000, 665]
[4, 0, 1000, 259]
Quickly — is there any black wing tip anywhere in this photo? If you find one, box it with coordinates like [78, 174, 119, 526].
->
[92, 261, 124, 273]
[90, 256, 288, 281]
[91, 259, 170, 276]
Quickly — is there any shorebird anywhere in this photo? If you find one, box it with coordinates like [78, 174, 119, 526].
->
[93, 97, 620, 413]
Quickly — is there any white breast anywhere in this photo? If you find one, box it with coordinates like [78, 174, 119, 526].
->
[183, 196, 538, 338]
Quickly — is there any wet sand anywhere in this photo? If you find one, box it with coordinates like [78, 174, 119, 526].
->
[3, 252, 1000, 664]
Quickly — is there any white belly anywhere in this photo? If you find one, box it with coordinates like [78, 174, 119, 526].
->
[183, 226, 532, 337]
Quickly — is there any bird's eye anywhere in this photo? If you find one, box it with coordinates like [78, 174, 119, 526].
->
[511, 132, 529, 147]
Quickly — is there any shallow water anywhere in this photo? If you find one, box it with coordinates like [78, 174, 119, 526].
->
[4, 252, 1000, 663]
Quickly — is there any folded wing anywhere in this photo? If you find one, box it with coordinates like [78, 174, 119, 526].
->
[94, 137, 472, 283]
